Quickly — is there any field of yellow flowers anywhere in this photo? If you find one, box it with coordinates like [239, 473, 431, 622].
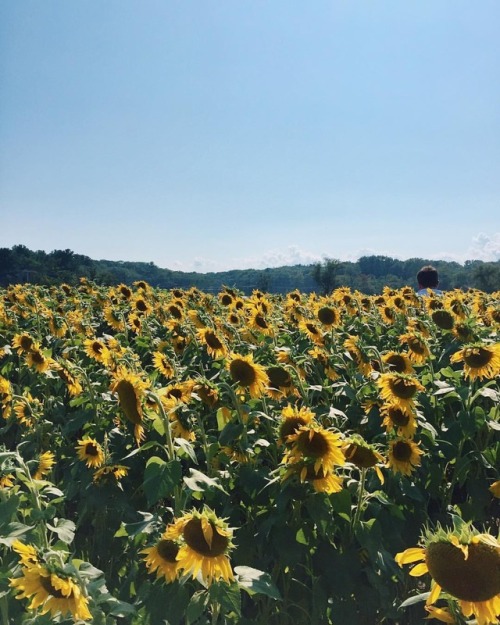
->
[0, 280, 499, 625]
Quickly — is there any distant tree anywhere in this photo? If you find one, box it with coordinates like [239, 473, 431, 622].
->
[472, 263, 500, 292]
[312, 258, 341, 294]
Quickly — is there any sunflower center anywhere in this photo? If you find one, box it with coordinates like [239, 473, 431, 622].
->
[426, 541, 500, 602]
[32, 351, 45, 364]
[167, 388, 183, 400]
[389, 378, 418, 400]
[391, 441, 412, 462]
[267, 367, 291, 389]
[183, 519, 229, 557]
[20, 336, 34, 350]
[157, 539, 179, 563]
[407, 338, 426, 355]
[169, 306, 182, 319]
[345, 444, 378, 468]
[255, 314, 268, 329]
[85, 442, 99, 456]
[297, 430, 329, 458]
[305, 323, 319, 335]
[463, 347, 492, 369]
[317, 307, 336, 325]
[229, 360, 256, 386]
[385, 355, 408, 373]
[280, 417, 308, 441]
[136, 299, 148, 312]
[40, 574, 72, 599]
[205, 332, 223, 350]
[92, 342, 104, 355]
[220, 294, 233, 306]
[432, 310, 455, 330]
[388, 408, 410, 427]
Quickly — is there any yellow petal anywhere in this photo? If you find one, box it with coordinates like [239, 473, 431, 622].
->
[426, 581, 442, 605]
[409, 562, 429, 577]
[395, 547, 426, 566]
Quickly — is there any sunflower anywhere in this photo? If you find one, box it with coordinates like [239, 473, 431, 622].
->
[12, 333, 36, 354]
[0, 375, 13, 419]
[343, 437, 385, 483]
[33, 451, 55, 480]
[142, 534, 180, 582]
[193, 381, 219, 407]
[284, 463, 343, 494]
[387, 438, 423, 475]
[450, 343, 500, 381]
[25, 349, 52, 373]
[490, 481, 500, 498]
[152, 351, 175, 378]
[1, 474, 15, 489]
[278, 404, 316, 444]
[395, 524, 500, 625]
[10, 563, 91, 621]
[314, 303, 340, 328]
[12, 540, 39, 566]
[76, 438, 105, 468]
[165, 509, 235, 586]
[266, 366, 295, 399]
[110, 368, 151, 444]
[104, 305, 125, 331]
[248, 309, 274, 336]
[399, 333, 431, 365]
[431, 309, 455, 331]
[226, 353, 269, 399]
[377, 373, 424, 411]
[344, 336, 373, 376]
[13, 393, 42, 428]
[380, 402, 417, 438]
[382, 351, 415, 375]
[93, 464, 128, 483]
[83, 338, 110, 364]
[55, 365, 83, 397]
[298, 319, 324, 345]
[170, 409, 196, 442]
[197, 328, 227, 359]
[284, 423, 345, 474]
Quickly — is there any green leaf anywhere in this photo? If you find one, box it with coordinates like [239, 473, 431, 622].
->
[234, 566, 281, 600]
[186, 589, 209, 624]
[143, 458, 182, 506]
[47, 518, 75, 544]
[0, 522, 35, 546]
[400, 591, 430, 608]
[209, 582, 241, 617]
[183, 468, 228, 495]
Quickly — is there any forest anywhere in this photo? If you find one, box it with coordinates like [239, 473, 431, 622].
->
[0, 244, 499, 293]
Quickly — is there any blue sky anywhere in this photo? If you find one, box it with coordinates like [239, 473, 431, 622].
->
[1, 1, 499, 272]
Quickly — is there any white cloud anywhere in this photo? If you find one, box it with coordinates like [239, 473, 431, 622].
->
[467, 232, 500, 262]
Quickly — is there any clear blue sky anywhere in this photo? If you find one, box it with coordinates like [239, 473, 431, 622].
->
[1, 1, 499, 272]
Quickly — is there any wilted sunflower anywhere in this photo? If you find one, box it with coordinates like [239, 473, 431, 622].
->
[197, 328, 227, 359]
[278, 404, 316, 443]
[10, 563, 91, 621]
[380, 403, 417, 438]
[399, 333, 431, 365]
[33, 451, 55, 480]
[387, 438, 423, 476]
[76, 438, 105, 468]
[227, 353, 269, 398]
[377, 373, 424, 411]
[284, 424, 345, 474]
[110, 368, 151, 444]
[165, 509, 235, 586]
[142, 534, 180, 582]
[450, 343, 500, 381]
[396, 524, 500, 625]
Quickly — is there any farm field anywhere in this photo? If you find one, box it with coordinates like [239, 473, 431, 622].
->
[0, 281, 499, 625]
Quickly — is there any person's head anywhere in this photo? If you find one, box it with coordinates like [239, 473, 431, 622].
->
[417, 265, 439, 288]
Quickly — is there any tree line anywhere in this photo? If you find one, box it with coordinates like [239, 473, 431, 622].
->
[0, 244, 499, 293]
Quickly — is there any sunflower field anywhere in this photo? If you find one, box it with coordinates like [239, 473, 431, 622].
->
[0, 280, 499, 625]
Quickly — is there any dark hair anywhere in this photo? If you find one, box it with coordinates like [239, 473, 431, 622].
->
[417, 265, 439, 288]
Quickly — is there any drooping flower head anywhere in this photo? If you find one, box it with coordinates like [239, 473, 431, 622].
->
[141, 534, 180, 583]
[450, 343, 500, 381]
[110, 367, 151, 444]
[396, 523, 500, 625]
[165, 508, 235, 586]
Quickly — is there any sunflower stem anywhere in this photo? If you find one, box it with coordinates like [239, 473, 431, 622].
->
[352, 467, 367, 532]
[149, 392, 176, 461]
